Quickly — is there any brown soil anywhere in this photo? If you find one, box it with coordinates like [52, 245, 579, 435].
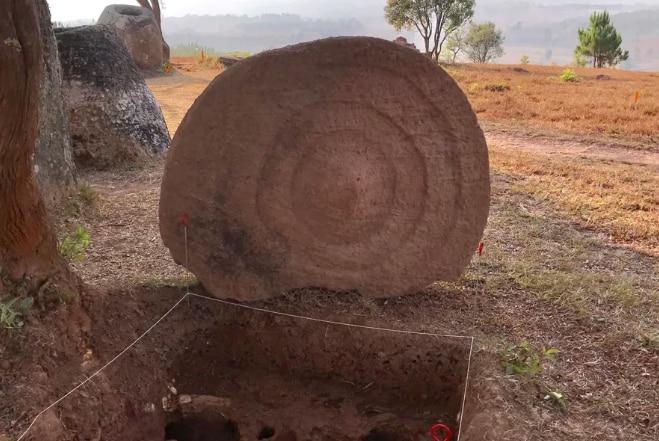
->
[2, 57, 658, 441]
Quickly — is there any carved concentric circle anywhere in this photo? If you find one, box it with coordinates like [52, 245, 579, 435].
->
[159, 37, 491, 301]
[256, 101, 431, 272]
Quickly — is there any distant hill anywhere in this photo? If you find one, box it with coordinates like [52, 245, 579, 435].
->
[59, 1, 659, 71]
[161, 13, 415, 54]
[501, 9, 659, 70]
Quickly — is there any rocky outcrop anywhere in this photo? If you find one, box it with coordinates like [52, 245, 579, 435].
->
[393, 36, 418, 51]
[216, 56, 243, 69]
[159, 36, 490, 301]
[55, 25, 170, 170]
[97, 4, 163, 71]
[34, 0, 76, 207]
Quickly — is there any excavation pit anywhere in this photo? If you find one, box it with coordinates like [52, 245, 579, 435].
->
[161, 302, 472, 441]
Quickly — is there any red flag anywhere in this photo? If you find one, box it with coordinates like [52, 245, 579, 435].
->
[478, 242, 484, 256]
[430, 424, 452, 441]
[181, 212, 189, 227]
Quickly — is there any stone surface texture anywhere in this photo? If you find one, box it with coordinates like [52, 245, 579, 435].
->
[34, 0, 76, 207]
[97, 4, 163, 71]
[55, 25, 170, 170]
[159, 36, 490, 301]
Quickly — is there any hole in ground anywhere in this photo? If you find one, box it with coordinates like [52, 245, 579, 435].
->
[161, 304, 471, 440]
[257, 426, 276, 439]
[164, 416, 239, 441]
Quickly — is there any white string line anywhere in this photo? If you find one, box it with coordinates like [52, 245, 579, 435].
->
[187, 292, 473, 340]
[15, 290, 475, 441]
[14, 292, 191, 441]
[188, 292, 476, 440]
[15, 225, 476, 440]
[457, 337, 474, 441]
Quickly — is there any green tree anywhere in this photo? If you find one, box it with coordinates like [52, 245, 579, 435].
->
[384, 0, 475, 61]
[464, 21, 505, 63]
[570, 53, 588, 67]
[520, 54, 529, 64]
[442, 26, 466, 62]
[575, 11, 629, 68]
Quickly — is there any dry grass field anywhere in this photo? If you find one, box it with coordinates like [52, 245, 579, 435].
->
[447, 63, 659, 146]
[3, 56, 657, 441]
[58, 58, 655, 440]
[445, 63, 659, 257]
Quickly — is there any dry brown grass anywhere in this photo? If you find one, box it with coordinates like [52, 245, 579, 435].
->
[446, 63, 659, 147]
[487, 139, 659, 255]
[41, 62, 658, 441]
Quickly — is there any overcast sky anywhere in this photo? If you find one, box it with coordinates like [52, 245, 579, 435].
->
[48, 0, 396, 21]
[48, 0, 261, 21]
[48, 0, 659, 22]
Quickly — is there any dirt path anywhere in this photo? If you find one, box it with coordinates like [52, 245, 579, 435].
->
[150, 67, 659, 168]
[485, 131, 659, 167]
[34, 66, 656, 441]
[62, 67, 657, 291]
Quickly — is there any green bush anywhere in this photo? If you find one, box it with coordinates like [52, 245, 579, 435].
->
[502, 341, 559, 376]
[58, 226, 90, 262]
[0, 297, 33, 328]
[559, 68, 582, 82]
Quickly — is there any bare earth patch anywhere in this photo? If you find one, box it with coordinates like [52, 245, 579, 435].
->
[16, 62, 657, 441]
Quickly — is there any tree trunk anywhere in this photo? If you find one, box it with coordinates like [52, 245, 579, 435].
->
[0, 0, 66, 289]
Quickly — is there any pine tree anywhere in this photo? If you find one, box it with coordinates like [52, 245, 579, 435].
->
[575, 11, 629, 68]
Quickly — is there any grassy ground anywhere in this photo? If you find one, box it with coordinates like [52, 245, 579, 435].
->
[488, 142, 659, 255]
[446, 63, 659, 147]
[46, 59, 659, 440]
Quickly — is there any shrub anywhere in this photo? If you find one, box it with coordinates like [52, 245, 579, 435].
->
[502, 341, 559, 376]
[77, 181, 98, 206]
[520, 54, 530, 65]
[560, 68, 582, 82]
[483, 82, 511, 92]
[0, 296, 34, 328]
[58, 226, 90, 262]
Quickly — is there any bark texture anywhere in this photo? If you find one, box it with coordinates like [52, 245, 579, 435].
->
[0, 0, 63, 283]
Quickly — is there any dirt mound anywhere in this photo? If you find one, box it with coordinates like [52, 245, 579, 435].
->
[159, 36, 490, 301]
[54, 25, 170, 170]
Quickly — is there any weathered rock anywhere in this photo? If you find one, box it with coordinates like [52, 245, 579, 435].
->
[55, 25, 170, 170]
[34, 0, 76, 207]
[97, 4, 163, 71]
[393, 36, 418, 51]
[159, 36, 490, 301]
[216, 56, 242, 69]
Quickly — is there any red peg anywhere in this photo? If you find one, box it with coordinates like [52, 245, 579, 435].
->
[430, 424, 452, 441]
[478, 242, 484, 256]
[181, 212, 189, 227]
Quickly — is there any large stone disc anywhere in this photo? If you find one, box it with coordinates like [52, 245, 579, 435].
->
[159, 36, 490, 301]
